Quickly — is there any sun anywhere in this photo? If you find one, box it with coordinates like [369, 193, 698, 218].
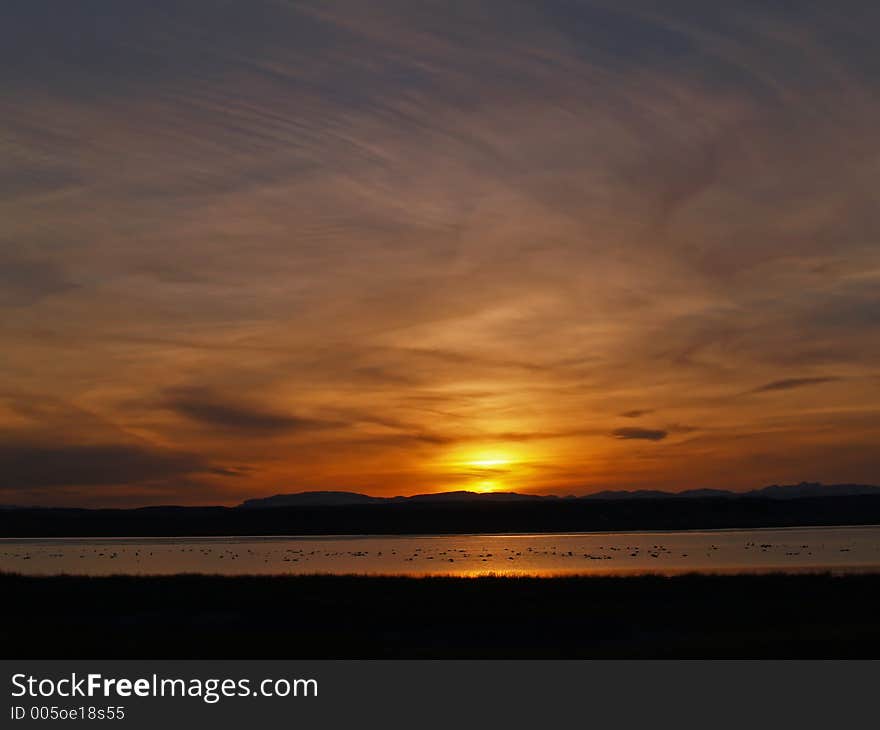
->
[468, 457, 511, 469]
[462, 449, 516, 469]
[436, 446, 528, 494]
[472, 479, 501, 493]
[450, 449, 520, 493]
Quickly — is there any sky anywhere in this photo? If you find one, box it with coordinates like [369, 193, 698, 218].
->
[2, 0, 879, 506]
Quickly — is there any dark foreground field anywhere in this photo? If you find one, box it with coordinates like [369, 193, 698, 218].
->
[4, 572, 880, 658]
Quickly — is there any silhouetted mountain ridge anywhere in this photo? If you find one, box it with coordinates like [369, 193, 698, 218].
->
[7, 485, 880, 537]
[238, 482, 880, 508]
[238, 489, 553, 508]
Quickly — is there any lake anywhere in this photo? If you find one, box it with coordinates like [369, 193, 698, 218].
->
[3, 524, 880, 576]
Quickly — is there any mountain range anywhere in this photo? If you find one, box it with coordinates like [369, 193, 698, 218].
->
[238, 482, 880, 508]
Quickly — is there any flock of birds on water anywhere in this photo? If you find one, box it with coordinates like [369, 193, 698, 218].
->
[0, 536, 875, 575]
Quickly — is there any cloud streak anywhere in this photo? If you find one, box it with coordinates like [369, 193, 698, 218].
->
[165, 388, 341, 435]
[750, 377, 843, 394]
[620, 410, 653, 419]
[611, 428, 668, 442]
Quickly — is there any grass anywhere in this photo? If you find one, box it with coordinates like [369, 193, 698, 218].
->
[4, 571, 880, 658]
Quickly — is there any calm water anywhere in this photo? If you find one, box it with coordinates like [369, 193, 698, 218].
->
[3, 525, 880, 576]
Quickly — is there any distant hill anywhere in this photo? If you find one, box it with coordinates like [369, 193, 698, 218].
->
[239, 491, 383, 508]
[6, 483, 880, 537]
[239, 489, 552, 508]
[238, 482, 880, 507]
[405, 490, 548, 503]
[746, 482, 880, 500]
[580, 483, 880, 500]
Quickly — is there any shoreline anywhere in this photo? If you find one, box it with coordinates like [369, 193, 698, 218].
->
[5, 565, 880, 579]
[4, 521, 880, 542]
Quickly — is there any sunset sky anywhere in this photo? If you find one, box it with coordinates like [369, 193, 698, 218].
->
[2, 1, 879, 506]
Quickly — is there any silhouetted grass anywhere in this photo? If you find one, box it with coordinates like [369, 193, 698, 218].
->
[3, 571, 880, 658]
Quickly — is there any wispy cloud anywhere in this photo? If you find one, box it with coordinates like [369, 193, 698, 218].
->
[750, 377, 843, 394]
[164, 388, 341, 435]
[620, 410, 653, 418]
[611, 428, 668, 442]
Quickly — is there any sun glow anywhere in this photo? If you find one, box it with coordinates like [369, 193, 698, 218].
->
[460, 449, 517, 470]
[468, 458, 511, 468]
[443, 449, 522, 493]
[472, 479, 502, 493]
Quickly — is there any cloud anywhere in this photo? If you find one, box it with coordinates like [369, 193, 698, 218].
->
[611, 427, 668, 441]
[750, 377, 842, 394]
[0, 252, 76, 307]
[620, 410, 653, 418]
[164, 387, 341, 435]
[665, 423, 700, 434]
[0, 443, 213, 490]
